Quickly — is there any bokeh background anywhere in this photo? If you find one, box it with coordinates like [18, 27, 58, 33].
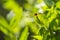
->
[0, 0, 60, 40]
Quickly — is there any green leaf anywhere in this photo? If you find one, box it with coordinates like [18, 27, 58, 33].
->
[28, 23, 40, 34]
[19, 26, 29, 40]
[44, 0, 54, 7]
[32, 35, 43, 40]
[0, 16, 16, 40]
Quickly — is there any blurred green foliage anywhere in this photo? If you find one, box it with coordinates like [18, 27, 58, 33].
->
[0, 0, 60, 40]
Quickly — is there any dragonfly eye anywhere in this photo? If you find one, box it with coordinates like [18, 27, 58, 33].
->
[34, 13, 38, 16]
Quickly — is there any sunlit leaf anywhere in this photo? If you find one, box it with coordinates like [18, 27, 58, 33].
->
[19, 26, 29, 40]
